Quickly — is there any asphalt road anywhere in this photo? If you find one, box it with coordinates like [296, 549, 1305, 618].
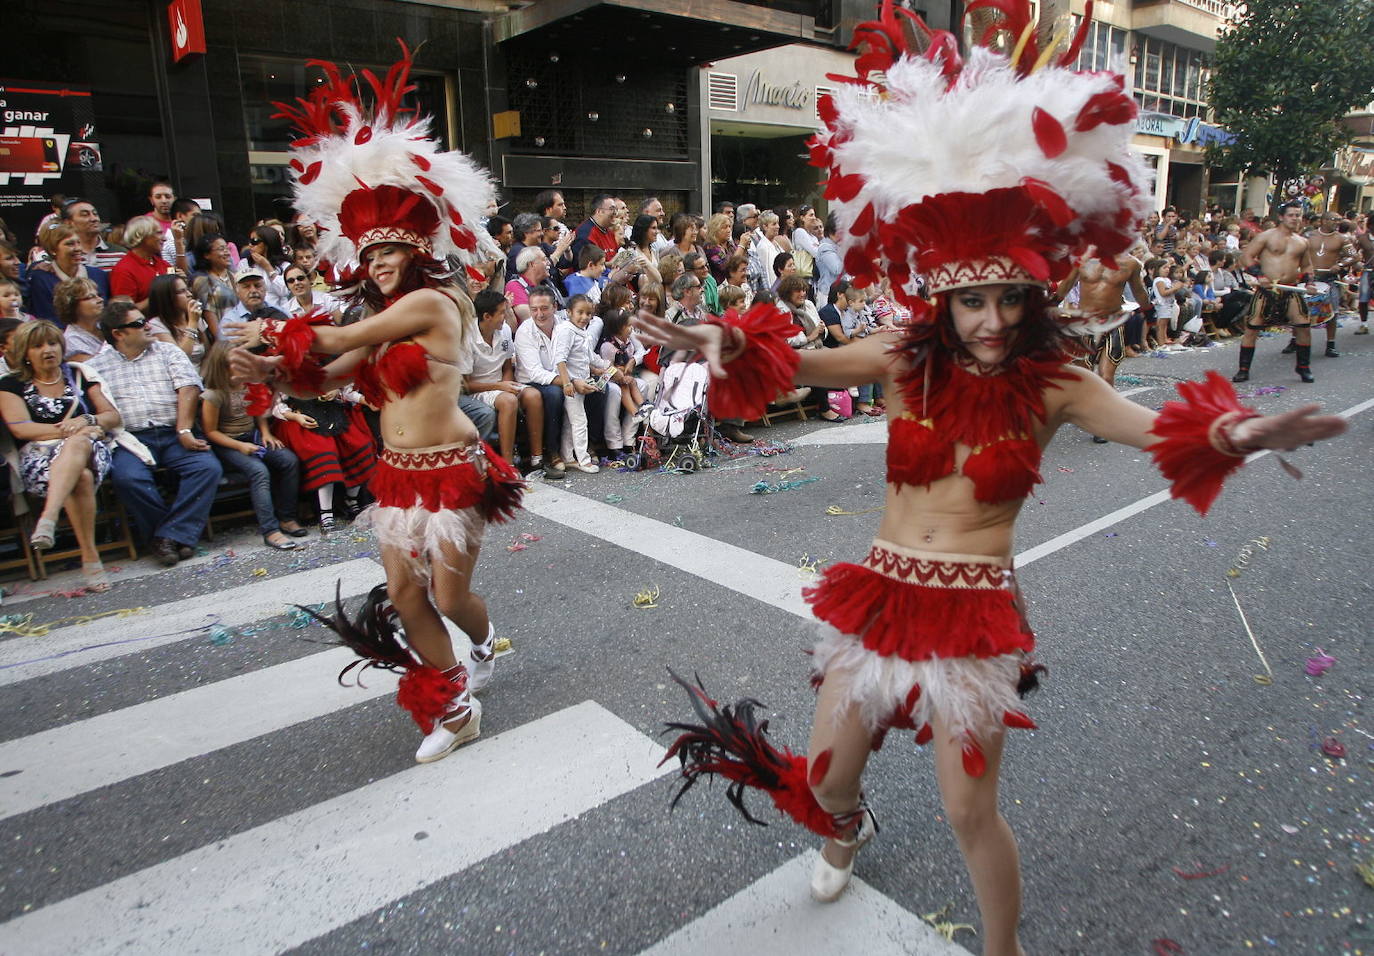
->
[0, 325, 1370, 956]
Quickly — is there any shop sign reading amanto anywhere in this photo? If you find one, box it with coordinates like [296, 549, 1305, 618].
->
[742, 70, 811, 113]
[168, 0, 207, 63]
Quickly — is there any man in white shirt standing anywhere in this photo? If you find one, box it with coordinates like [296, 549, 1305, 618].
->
[512, 288, 568, 479]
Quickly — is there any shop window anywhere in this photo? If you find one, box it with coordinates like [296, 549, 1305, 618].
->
[1131, 37, 1211, 120]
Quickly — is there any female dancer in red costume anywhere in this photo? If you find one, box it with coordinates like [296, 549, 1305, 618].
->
[231, 47, 521, 764]
[643, 4, 1347, 953]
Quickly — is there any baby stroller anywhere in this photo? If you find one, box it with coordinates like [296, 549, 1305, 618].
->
[625, 360, 716, 473]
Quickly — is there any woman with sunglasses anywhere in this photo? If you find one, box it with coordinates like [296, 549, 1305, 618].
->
[243, 227, 291, 310]
[282, 264, 342, 323]
[191, 235, 236, 336]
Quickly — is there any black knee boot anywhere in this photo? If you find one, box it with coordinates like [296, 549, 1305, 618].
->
[1281, 337, 1297, 354]
[1232, 346, 1254, 383]
[1296, 345, 1314, 383]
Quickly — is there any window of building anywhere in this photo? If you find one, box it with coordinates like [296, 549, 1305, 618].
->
[1073, 20, 1127, 73]
[1132, 37, 1210, 120]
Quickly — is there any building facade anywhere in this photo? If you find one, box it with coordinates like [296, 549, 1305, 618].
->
[5, 0, 1263, 248]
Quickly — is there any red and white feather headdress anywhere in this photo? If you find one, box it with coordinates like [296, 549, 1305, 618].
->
[812, 0, 1151, 305]
[273, 43, 500, 271]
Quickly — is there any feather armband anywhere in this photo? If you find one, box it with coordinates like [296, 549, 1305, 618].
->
[660, 671, 864, 839]
[262, 315, 327, 392]
[704, 304, 801, 421]
[1146, 370, 1259, 516]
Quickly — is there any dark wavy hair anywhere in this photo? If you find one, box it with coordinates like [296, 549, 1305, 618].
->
[630, 214, 658, 250]
[896, 285, 1076, 369]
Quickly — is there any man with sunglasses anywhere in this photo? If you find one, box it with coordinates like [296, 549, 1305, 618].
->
[87, 299, 222, 566]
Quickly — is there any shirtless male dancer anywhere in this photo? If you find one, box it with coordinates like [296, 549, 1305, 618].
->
[1284, 211, 1355, 358]
[1055, 248, 1152, 442]
[1233, 202, 1317, 384]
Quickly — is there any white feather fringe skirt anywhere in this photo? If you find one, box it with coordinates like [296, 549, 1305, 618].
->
[355, 440, 525, 585]
[804, 539, 1043, 776]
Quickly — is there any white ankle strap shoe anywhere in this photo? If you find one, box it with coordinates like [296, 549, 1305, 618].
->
[468, 621, 497, 692]
[810, 807, 876, 903]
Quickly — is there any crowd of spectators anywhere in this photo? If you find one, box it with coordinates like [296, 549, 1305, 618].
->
[2, 179, 1369, 579]
[1123, 204, 1370, 354]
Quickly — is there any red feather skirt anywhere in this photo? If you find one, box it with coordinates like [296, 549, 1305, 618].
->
[804, 540, 1040, 777]
[357, 441, 525, 583]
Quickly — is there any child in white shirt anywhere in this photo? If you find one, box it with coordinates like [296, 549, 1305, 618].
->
[552, 295, 611, 472]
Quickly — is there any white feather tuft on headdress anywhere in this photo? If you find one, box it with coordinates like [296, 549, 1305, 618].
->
[275, 45, 501, 272]
[811, 0, 1152, 302]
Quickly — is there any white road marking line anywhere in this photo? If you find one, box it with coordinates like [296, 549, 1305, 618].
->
[1117, 385, 1154, 398]
[0, 559, 381, 687]
[2, 701, 670, 956]
[1, 527, 267, 607]
[640, 851, 971, 956]
[792, 420, 888, 446]
[0, 613, 495, 820]
[0, 646, 386, 822]
[522, 486, 811, 619]
[1018, 392, 1374, 568]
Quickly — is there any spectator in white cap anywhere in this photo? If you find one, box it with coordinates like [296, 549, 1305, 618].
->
[219, 260, 288, 339]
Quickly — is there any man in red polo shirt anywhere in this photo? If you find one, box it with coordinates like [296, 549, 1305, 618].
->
[110, 215, 173, 310]
[570, 194, 621, 266]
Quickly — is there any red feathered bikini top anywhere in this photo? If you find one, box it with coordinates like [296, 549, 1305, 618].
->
[354, 341, 437, 408]
[887, 351, 1077, 504]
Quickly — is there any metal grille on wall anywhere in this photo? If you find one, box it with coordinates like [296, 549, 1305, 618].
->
[506, 49, 690, 159]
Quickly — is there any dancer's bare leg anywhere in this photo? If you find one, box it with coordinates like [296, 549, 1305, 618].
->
[430, 536, 489, 649]
[380, 544, 475, 732]
[807, 667, 875, 868]
[932, 720, 1024, 956]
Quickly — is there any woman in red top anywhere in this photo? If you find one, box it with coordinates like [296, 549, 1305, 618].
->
[644, 4, 1348, 952]
[231, 45, 519, 766]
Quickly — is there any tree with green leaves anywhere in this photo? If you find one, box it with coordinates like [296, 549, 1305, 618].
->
[1208, 0, 1374, 211]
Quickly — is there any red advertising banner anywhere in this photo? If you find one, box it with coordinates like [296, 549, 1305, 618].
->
[0, 81, 101, 242]
[168, 0, 207, 63]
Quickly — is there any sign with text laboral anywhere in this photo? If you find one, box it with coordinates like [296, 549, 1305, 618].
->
[0, 81, 101, 243]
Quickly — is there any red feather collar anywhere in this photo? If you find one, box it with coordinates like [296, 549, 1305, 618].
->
[887, 350, 1076, 503]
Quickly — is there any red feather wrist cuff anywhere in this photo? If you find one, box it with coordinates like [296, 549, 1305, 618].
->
[1146, 370, 1259, 516]
[262, 316, 327, 393]
[705, 304, 801, 421]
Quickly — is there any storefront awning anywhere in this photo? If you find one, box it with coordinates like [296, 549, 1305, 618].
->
[493, 0, 827, 64]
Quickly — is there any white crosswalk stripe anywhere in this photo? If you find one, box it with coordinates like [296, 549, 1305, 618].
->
[3, 701, 668, 955]
[0, 559, 381, 687]
[640, 852, 968, 955]
[0, 646, 386, 822]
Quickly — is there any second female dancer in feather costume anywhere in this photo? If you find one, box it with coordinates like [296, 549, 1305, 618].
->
[641, 4, 1347, 952]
